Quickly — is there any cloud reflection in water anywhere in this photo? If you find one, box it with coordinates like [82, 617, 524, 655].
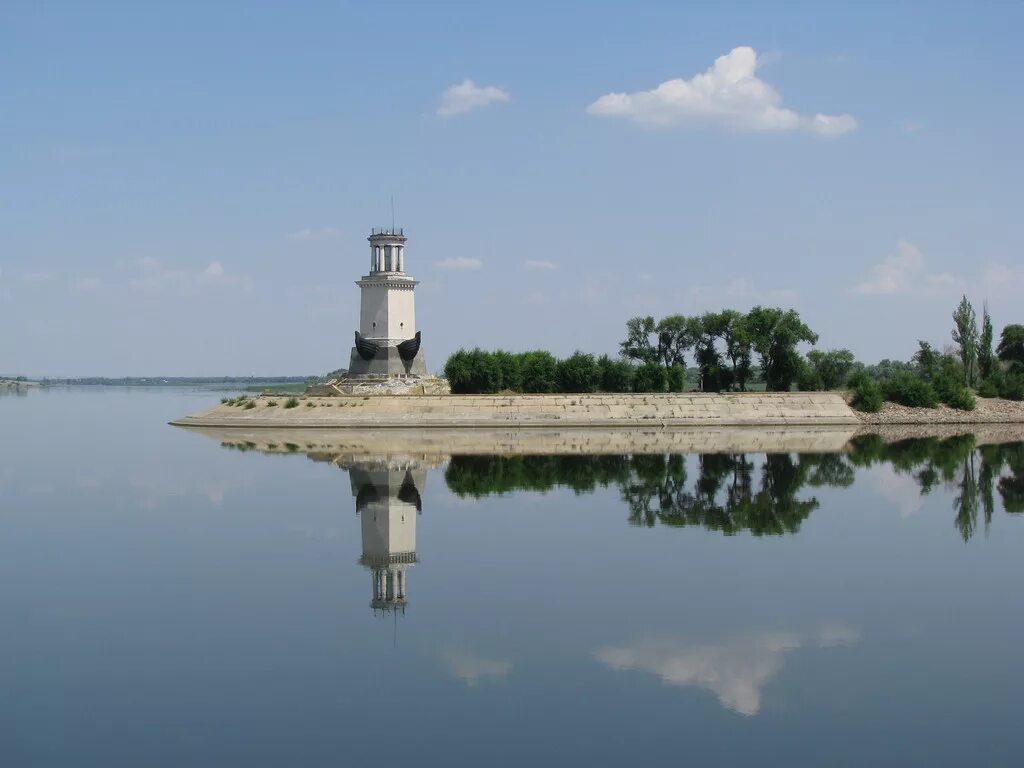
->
[595, 623, 859, 715]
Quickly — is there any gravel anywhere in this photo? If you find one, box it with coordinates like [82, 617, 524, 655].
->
[855, 396, 1024, 425]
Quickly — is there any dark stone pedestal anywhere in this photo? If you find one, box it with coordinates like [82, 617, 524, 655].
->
[347, 345, 429, 378]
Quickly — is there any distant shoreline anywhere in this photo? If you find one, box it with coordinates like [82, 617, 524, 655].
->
[26, 376, 311, 386]
[0, 378, 40, 390]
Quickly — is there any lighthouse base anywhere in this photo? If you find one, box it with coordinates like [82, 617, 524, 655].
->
[306, 374, 450, 397]
[346, 344, 429, 379]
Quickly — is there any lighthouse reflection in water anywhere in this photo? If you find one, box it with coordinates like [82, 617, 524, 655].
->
[349, 460, 424, 614]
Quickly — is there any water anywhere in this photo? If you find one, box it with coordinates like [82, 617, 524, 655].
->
[2, 388, 1023, 766]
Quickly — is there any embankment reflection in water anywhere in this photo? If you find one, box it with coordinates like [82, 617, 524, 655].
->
[443, 435, 1024, 540]
[201, 427, 1024, 541]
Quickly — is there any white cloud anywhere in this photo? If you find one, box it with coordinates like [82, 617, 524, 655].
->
[288, 227, 340, 241]
[437, 79, 509, 118]
[524, 260, 558, 271]
[853, 240, 962, 296]
[869, 465, 926, 518]
[435, 257, 482, 270]
[595, 625, 858, 716]
[981, 261, 1024, 298]
[130, 260, 250, 293]
[587, 46, 857, 138]
[439, 649, 512, 687]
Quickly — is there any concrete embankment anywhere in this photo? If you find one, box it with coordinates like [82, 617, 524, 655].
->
[177, 422, 1024, 462]
[171, 392, 860, 429]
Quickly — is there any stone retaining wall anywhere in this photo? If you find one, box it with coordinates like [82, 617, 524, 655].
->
[172, 392, 859, 429]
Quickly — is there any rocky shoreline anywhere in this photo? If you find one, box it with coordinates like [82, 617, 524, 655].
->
[854, 396, 1024, 425]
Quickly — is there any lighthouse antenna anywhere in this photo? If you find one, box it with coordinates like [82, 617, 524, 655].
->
[390, 195, 395, 230]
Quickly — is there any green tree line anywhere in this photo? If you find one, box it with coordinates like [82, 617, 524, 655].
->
[443, 298, 1023, 406]
[849, 298, 1024, 412]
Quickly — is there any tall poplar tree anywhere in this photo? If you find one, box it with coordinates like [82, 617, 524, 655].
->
[951, 295, 979, 387]
[978, 303, 995, 381]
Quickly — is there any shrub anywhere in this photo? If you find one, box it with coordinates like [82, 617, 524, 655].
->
[243, 401, 256, 410]
[1001, 373, 1024, 401]
[796, 359, 821, 391]
[597, 355, 635, 392]
[266, 400, 278, 407]
[633, 361, 667, 392]
[806, 348, 856, 389]
[467, 349, 502, 393]
[444, 348, 501, 394]
[220, 397, 231, 404]
[977, 378, 1000, 398]
[666, 364, 686, 393]
[493, 350, 523, 392]
[305, 401, 315, 407]
[851, 375, 884, 412]
[943, 386, 976, 411]
[883, 373, 939, 408]
[556, 352, 601, 393]
[443, 349, 472, 393]
[284, 397, 299, 409]
[701, 364, 731, 392]
[520, 351, 558, 393]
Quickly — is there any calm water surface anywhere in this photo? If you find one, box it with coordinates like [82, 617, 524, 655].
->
[2, 388, 1023, 766]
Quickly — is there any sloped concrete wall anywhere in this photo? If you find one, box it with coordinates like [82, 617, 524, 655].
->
[173, 392, 859, 429]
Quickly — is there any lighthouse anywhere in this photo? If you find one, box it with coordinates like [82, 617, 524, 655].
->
[347, 227, 428, 378]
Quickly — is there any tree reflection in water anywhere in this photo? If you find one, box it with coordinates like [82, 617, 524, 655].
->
[444, 437, 1024, 541]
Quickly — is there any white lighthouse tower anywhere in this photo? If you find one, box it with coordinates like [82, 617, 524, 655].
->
[347, 227, 428, 378]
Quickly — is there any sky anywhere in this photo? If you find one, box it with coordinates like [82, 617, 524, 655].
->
[2, 0, 1022, 376]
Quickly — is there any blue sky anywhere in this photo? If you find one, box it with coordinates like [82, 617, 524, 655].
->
[2, 1, 1022, 375]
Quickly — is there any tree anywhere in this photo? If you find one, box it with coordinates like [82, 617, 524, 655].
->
[691, 313, 730, 392]
[806, 349, 856, 390]
[620, 316, 659, 364]
[744, 307, 819, 391]
[951, 295, 979, 387]
[913, 341, 939, 381]
[979, 304, 995, 381]
[997, 324, 1024, 371]
[655, 315, 692, 369]
[556, 351, 601, 393]
[719, 310, 753, 391]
